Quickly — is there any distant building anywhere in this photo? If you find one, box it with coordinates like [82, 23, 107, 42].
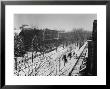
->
[44, 28, 58, 40]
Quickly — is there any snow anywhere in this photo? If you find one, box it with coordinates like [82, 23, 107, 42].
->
[14, 41, 88, 76]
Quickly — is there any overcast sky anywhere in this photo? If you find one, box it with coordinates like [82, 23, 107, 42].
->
[14, 14, 96, 32]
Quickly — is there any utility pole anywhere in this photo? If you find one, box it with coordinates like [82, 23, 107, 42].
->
[31, 38, 34, 63]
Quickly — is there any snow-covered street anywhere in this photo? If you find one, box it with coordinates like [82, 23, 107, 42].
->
[14, 41, 88, 76]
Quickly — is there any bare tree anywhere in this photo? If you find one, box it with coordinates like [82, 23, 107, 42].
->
[14, 35, 25, 57]
[31, 35, 39, 62]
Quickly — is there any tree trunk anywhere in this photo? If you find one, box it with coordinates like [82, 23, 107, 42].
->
[32, 51, 33, 63]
